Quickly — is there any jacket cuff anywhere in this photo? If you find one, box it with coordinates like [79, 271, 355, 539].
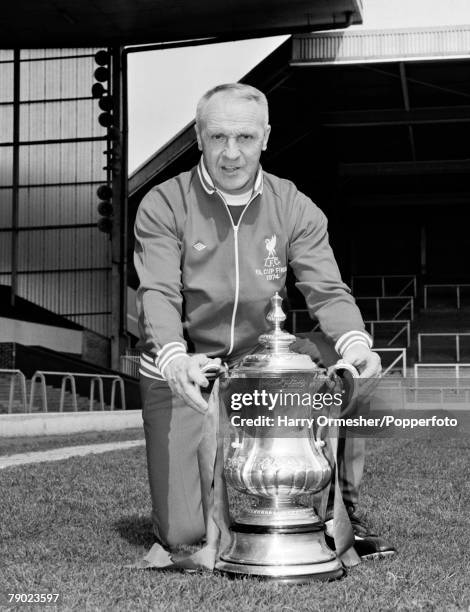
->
[335, 330, 372, 357]
[157, 342, 188, 378]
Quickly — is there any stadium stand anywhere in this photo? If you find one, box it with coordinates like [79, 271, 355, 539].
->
[2, 26, 470, 418]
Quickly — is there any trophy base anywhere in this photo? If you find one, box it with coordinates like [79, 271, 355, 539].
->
[216, 526, 344, 583]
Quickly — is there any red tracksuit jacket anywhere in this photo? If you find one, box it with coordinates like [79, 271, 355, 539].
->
[134, 159, 369, 379]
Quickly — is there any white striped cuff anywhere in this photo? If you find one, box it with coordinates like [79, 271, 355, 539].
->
[140, 352, 164, 380]
[335, 330, 372, 357]
[156, 342, 187, 378]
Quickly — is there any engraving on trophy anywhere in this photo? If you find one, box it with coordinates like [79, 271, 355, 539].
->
[224, 456, 246, 471]
[253, 456, 304, 471]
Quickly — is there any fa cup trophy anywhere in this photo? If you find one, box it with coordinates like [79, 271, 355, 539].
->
[216, 293, 356, 582]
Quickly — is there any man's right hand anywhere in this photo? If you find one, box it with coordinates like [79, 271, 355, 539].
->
[164, 354, 222, 413]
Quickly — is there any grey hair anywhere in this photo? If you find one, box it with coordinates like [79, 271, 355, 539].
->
[195, 83, 269, 128]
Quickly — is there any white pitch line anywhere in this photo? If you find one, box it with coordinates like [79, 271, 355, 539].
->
[0, 439, 145, 469]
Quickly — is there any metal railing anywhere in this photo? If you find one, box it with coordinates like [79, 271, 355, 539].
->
[120, 355, 140, 379]
[29, 371, 126, 413]
[285, 313, 409, 371]
[0, 369, 28, 413]
[368, 376, 470, 404]
[351, 275, 417, 298]
[287, 312, 411, 348]
[414, 363, 470, 379]
[356, 296, 414, 321]
[423, 283, 470, 309]
[365, 320, 411, 347]
[375, 348, 407, 378]
[406, 386, 470, 404]
[417, 332, 470, 362]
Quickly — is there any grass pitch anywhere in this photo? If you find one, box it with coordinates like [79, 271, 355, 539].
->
[0, 437, 469, 611]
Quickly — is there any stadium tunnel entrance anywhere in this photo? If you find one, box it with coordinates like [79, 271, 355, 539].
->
[127, 28, 470, 335]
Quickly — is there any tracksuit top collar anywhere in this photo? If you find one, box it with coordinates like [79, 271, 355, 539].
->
[196, 156, 264, 198]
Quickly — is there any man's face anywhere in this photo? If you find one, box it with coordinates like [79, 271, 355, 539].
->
[195, 92, 271, 195]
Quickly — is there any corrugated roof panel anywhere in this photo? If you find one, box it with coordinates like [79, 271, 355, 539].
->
[67, 314, 110, 337]
[21, 49, 97, 60]
[0, 273, 12, 286]
[15, 272, 50, 311]
[18, 184, 99, 226]
[17, 226, 110, 270]
[0, 63, 14, 103]
[20, 59, 46, 101]
[19, 140, 106, 184]
[0, 232, 11, 273]
[22, 230, 66, 270]
[0, 189, 12, 228]
[19, 99, 105, 141]
[0, 51, 13, 61]
[90, 226, 112, 265]
[2, 50, 113, 338]
[59, 270, 108, 314]
[20, 56, 96, 100]
[11, 267, 111, 335]
[0, 104, 13, 144]
[15, 269, 111, 315]
[291, 26, 470, 65]
[0, 147, 13, 186]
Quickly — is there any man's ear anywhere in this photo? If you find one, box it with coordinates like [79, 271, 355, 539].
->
[195, 124, 203, 151]
[262, 124, 271, 151]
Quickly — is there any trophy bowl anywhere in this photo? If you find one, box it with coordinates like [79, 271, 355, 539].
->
[215, 293, 355, 582]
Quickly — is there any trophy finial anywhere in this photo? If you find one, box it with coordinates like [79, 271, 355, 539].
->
[266, 292, 286, 332]
[235, 293, 320, 370]
[259, 293, 295, 353]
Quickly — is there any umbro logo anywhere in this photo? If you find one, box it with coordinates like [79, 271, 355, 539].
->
[193, 242, 207, 251]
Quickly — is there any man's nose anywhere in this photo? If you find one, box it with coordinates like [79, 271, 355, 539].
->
[223, 138, 240, 159]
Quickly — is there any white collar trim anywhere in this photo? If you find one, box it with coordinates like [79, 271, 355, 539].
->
[197, 157, 263, 197]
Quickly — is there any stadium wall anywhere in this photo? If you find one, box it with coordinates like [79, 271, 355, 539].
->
[0, 49, 112, 338]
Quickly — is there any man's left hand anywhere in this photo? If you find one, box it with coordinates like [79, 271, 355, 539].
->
[342, 343, 381, 378]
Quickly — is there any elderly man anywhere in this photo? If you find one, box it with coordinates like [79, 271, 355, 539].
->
[134, 83, 395, 562]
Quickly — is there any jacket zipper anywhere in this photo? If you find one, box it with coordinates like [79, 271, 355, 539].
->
[230, 225, 240, 355]
[217, 192, 256, 356]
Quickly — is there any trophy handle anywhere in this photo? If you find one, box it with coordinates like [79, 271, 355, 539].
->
[327, 360, 359, 417]
[328, 360, 359, 380]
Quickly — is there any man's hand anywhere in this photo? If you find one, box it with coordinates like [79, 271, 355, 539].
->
[164, 354, 222, 413]
[342, 343, 381, 378]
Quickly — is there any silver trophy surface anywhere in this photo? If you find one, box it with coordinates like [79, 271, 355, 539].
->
[216, 293, 355, 582]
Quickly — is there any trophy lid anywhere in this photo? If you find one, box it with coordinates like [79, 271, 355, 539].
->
[234, 293, 319, 373]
